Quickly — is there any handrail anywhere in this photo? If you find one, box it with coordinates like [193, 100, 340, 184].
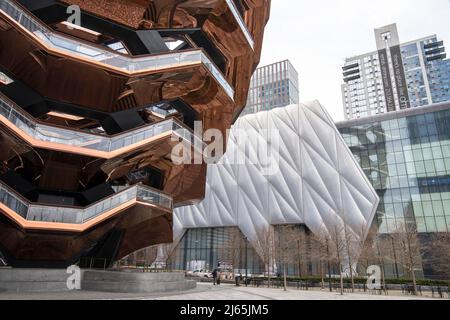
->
[0, 181, 172, 224]
[0, 72, 11, 84]
[0, 0, 234, 100]
[0, 92, 206, 154]
[225, 0, 254, 49]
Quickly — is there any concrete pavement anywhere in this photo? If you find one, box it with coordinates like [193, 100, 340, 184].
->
[0, 283, 442, 300]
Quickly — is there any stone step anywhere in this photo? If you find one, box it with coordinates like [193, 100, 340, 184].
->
[0, 269, 196, 293]
[82, 270, 186, 283]
[82, 279, 197, 293]
[0, 269, 77, 282]
[0, 281, 71, 293]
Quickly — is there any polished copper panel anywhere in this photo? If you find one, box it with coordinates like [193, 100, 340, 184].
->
[57, 0, 271, 109]
[0, 125, 203, 205]
[0, 0, 270, 267]
[0, 202, 172, 265]
[0, 18, 232, 135]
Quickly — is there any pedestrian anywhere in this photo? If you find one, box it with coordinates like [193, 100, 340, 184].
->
[212, 269, 218, 285]
[217, 269, 221, 285]
[235, 274, 240, 286]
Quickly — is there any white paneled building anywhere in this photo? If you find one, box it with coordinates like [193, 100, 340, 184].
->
[160, 101, 379, 273]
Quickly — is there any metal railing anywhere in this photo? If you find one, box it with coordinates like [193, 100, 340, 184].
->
[225, 0, 254, 49]
[0, 0, 234, 100]
[0, 182, 172, 225]
[146, 104, 179, 118]
[0, 72, 12, 84]
[242, 278, 450, 298]
[0, 93, 205, 154]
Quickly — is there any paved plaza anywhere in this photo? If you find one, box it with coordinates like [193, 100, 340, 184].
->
[0, 283, 444, 300]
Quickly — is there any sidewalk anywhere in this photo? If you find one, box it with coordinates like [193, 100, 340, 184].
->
[0, 283, 442, 300]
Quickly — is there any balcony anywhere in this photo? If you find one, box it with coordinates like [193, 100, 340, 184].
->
[0, 181, 172, 231]
[226, 0, 254, 49]
[0, 0, 235, 101]
[0, 93, 205, 159]
[55, 0, 254, 50]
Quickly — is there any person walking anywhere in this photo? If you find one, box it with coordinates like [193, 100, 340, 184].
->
[235, 273, 243, 286]
[212, 269, 218, 285]
[216, 269, 221, 285]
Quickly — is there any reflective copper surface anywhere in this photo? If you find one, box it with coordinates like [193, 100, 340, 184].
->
[0, 0, 270, 267]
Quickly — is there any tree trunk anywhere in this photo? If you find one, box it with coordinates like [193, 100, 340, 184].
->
[326, 242, 332, 292]
[391, 238, 399, 279]
[320, 260, 325, 290]
[344, 226, 354, 293]
[283, 263, 287, 291]
[349, 265, 355, 293]
[409, 253, 417, 295]
[297, 240, 302, 278]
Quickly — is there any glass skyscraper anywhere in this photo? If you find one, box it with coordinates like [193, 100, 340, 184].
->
[342, 24, 450, 120]
[337, 102, 450, 278]
[337, 102, 450, 234]
[241, 60, 299, 116]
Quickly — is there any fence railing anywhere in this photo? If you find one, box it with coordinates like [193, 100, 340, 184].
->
[244, 278, 450, 297]
[226, 0, 254, 49]
[0, 93, 205, 154]
[0, 0, 234, 100]
[0, 182, 172, 225]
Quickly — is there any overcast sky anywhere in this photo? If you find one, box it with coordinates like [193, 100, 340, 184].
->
[259, 0, 450, 121]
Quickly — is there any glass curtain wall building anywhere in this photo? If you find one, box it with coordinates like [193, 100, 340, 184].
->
[167, 101, 450, 279]
[168, 225, 317, 277]
[337, 101, 450, 277]
[241, 60, 299, 116]
[168, 227, 264, 275]
[342, 24, 450, 120]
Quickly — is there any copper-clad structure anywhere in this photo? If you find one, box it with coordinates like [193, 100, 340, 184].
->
[0, 0, 270, 267]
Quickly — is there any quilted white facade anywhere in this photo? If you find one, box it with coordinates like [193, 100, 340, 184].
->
[172, 101, 379, 248]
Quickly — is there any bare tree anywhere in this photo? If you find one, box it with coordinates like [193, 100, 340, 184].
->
[220, 228, 245, 278]
[328, 223, 346, 295]
[309, 232, 331, 290]
[294, 227, 310, 278]
[157, 243, 177, 269]
[274, 226, 305, 291]
[254, 226, 276, 288]
[342, 222, 359, 292]
[378, 233, 402, 279]
[356, 228, 378, 277]
[392, 222, 423, 295]
[356, 234, 370, 276]
[421, 232, 450, 280]
[121, 246, 158, 268]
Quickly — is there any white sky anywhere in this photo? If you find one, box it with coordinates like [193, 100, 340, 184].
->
[259, 0, 450, 121]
